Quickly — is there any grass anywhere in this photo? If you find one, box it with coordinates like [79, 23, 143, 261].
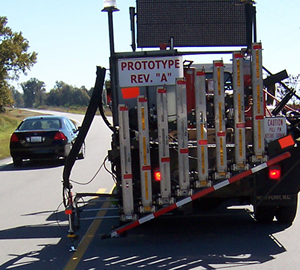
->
[0, 108, 43, 159]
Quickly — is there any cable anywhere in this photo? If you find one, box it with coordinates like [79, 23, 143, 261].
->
[70, 155, 108, 186]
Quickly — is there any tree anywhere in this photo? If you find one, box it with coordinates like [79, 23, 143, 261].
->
[46, 81, 90, 107]
[21, 78, 46, 108]
[11, 86, 24, 107]
[0, 16, 37, 111]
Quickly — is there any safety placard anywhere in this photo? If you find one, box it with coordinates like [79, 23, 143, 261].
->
[118, 56, 183, 87]
[264, 117, 287, 143]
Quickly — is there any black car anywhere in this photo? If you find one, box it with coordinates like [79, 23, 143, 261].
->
[10, 115, 85, 166]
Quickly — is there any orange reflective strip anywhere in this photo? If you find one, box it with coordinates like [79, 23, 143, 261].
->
[121, 87, 140, 99]
[278, 135, 295, 149]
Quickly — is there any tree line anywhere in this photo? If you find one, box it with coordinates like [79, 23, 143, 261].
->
[0, 15, 97, 111]
[11, 78, 94, 108]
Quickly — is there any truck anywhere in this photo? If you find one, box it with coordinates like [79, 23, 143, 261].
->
[62, 0, 300, 241]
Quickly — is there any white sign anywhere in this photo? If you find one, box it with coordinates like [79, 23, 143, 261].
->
[118, 56, 183, 87]
[264, 117, 287, 143]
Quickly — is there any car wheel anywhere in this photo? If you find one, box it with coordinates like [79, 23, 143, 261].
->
[77, 142, 86, 159]
[13, 157, 23, 167]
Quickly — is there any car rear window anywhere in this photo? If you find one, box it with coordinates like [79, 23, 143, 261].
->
[19, 119, 61, 130]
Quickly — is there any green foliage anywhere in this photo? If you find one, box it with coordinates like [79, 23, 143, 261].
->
[46, 81, 90, 107]
[21, 78, 46, 108]
[11, 87, 24, 107]
[0, 16, 37, 111]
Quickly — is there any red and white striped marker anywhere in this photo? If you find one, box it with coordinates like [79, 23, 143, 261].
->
[109, 151, 291, 238]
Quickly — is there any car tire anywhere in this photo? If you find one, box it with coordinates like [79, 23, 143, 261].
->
[13, 157, 23, 167]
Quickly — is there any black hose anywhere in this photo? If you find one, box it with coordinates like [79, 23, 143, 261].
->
[62, 66, 106, 189]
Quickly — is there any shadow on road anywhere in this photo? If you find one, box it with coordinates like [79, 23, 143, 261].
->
[0, 159, 65, 171]
[75, 203, 293, 270]
[0, 197, 293, 270]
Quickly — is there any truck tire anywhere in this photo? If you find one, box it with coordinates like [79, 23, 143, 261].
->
[255, 206, 275, 223]
[275, 200, 298, 224]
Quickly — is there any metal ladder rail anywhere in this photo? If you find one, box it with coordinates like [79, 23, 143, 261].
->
[118, 105, 135, 220]
[232, 51, 247, 169]
[195, 69, 209, 187]
[251, 43, 265, 162]
[137, 95, 154, 212]
[176, 78, 190, 195]
[157, 86, 173, 205]
[213, 60, 229, 178]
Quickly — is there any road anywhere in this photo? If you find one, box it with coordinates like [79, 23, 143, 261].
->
[0, 110, 114, 269]
[0, 110, 300, 269]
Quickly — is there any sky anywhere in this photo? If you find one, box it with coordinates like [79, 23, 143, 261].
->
[1, 0, 299, 92]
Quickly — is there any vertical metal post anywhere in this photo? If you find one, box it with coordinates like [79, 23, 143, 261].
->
[129, 7, 136, 52]
[232, 52, 246, 169]
[157, 86, 172, 205]
[176, 78, 190, 195]
[251, 43, 265, 161]
[213, 60, 228, 179]
[137, 96, 153, 212]
[102, 6, 119, 126]
[118, 105, 134, 220]
[195, 69, 209, 186]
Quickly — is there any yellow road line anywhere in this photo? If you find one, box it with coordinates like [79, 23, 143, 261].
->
[63, 200, 110, 270]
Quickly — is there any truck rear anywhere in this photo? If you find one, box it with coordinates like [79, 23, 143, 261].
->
[107, 44, 300, 229]
[63, 0, 300, 240]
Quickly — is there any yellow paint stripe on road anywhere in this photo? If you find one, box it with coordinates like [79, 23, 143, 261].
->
[96, 188, 107, 194]
[63, 200, 110, 270]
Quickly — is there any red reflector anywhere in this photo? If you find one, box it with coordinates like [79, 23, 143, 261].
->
[278, 135, 295, 149]
[121, 87, 140, 99]
[154, 168, 161, 181]
[269, 165, 281, 180]
[10, 133, 19, 142]
[54, 131, 67, 141]
[65, 209, 73, 215]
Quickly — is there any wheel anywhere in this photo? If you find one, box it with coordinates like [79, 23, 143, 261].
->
[276, 200, 298, 224]
[13, 157, 23, 167]
[77, 142, 85, 159]
[255, 206, 275, 223]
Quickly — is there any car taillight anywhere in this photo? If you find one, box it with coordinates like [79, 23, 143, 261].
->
[10, 133, 19, 142]
[269, 165, 281, 181]
[154, 168, 161, 181]
[54, 131, 67, 141]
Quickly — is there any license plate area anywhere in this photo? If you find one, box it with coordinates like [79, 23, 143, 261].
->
[30, 136, 42, 143]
